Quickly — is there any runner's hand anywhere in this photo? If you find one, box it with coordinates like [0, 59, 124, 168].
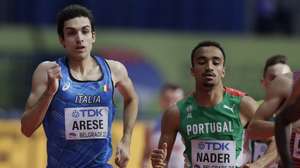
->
[151, 143, 167, 168]
[115, 140, 130, 168]
[46, 63, 61, 95]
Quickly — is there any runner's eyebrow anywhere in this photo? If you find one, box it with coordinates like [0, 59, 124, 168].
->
[64, 25, 91, 31]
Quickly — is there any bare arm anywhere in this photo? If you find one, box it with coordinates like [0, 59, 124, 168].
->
[108, 60, 138, 167]
[248, 76, 291, 139]
[275, 79, 300, 168]
[240, 96, 278, 167]
[141, 125, 152, 168]
[21, 61, 61, 137]
[247, 138, 278, 168]
[151, 105, 180, 167]
[240, 95, 258, 128]
[247, 98, 278, 139]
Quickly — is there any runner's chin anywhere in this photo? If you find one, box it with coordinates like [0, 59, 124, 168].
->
[203, 81, 215, 88]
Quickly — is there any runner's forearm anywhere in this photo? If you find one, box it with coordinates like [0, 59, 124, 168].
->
[121, 97, 138, 143]
[21, 91, 54, 137]
[251, 139, 278, 167]
[248, 120, 274, 139]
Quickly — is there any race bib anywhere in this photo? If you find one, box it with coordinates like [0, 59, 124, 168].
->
[64, 106, 108, 140]
[191, 140, 236, 168]
[253, 141, 268, 161]
[293, 133, 300, 158]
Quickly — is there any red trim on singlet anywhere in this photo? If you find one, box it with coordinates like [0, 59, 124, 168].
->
[224, 87, 246, 97]
[293, 71, 300, 81]
[290, 132, 300, 167]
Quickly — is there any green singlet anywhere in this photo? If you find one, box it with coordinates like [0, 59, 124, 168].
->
[178, 87, 246, 168]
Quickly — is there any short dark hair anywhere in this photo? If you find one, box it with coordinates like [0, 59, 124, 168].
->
[263, 54, 288, 77]
[191, 41, 226, 67]
[56, 4, 95, 38]
[160, 83, 182, 95]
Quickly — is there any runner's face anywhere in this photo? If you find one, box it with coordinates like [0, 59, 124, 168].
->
[191, 46, 225, 89]
[59, 17, 95, 60]
[262, 63, 291, 88]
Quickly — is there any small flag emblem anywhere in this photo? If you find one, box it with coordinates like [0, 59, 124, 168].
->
[100, 84, 109, 92]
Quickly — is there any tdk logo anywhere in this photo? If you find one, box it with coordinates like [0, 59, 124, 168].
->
[73, 108, 104, 118]
[198, 142, 230, 151]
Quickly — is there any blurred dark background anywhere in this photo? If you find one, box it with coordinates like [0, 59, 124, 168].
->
[1, 0, 300, 119]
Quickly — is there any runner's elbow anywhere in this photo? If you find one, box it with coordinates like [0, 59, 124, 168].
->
[21, 127, 34, 137]
[21, 119, 34, 137]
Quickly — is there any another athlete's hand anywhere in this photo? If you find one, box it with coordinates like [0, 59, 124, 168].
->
[241, 163, 251, 168]
[115, 140, 130, 168]
[242, 162, 266, 168]
[46, 63, 61, 95]
[151, 143, 167, 168]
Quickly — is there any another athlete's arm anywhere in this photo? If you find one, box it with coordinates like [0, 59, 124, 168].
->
[21, 61, 61, 137]
[108, 60, 139, 168]
[141, 125, 152, 168]
[246, 138, 278, 168]
[240, 96, 279, 167]
[275, 79, 300, 168]
[239, 95, 258, 128]
[151, 105, 179, 168]
[248, 76, 291, 139]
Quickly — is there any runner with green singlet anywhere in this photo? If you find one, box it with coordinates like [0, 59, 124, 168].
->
[178, 88, 246, 167]
[150, 41, 259, 168]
